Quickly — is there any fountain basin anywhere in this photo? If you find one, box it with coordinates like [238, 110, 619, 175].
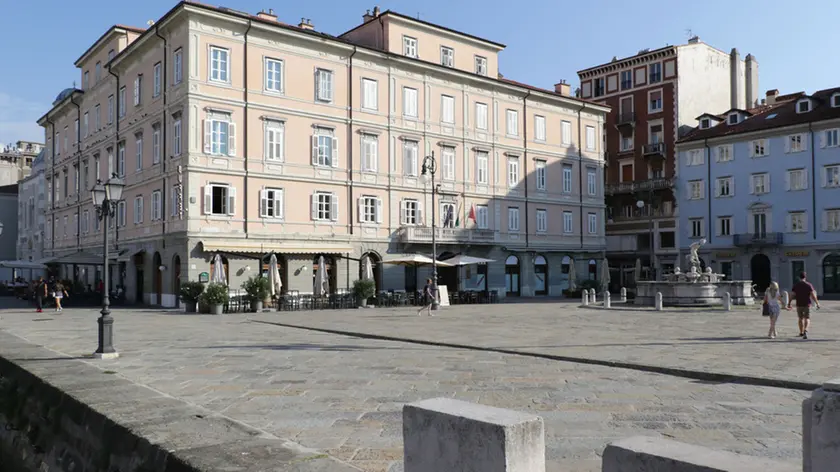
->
[634, 280, 755, 306]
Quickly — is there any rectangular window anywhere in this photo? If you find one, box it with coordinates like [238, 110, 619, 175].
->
[440, 46, 454, 67]
[403, 140, 418, 176]
[171, 186, 179, 217]
[649, 90, 663, 112]
[536, 209, 547, 233]
[133, 75, 142, 106]
[476, 205, 488, 229]
[506, 109, 519, 136]
[534, 115, 546, 141]
[687, 149, 704, 166]
[476, 151, 489, 184]
[265, 120, 284, 161]
[260, 188, 284, 219]
[204, 184, 235, 216]
[715, 176, 733, 197]
[441, 147, 455, 181]
[94, 104, 100, 131]
[134, 196, 144, 224]
[108, 95, 114, 124]
[312, 127, 337, 167]
[361, 134, 378, 172]
[826, 209, 840, 232]
[689, 180, 703, 199]
[508, 207, 520, 232]
[587, 168, 597, 195]
[752, 139, 768, 157]
[787, 168, 807, 191]
[151, 190, 162, 221]
[475, 55, 487, 75]
[362, 78, 378, 110]
[83, 112, 89, 137]
[585, 126, 596, 151]
[312, 192, 337, 221]
[789, 211, 806, 233]
[315, 68, 333, 102]
[718, 217, 731, 236]
[205, 115, 236, 157]
[173, 119, 182, 156]
[83, 160, 89, 191]
[789, 134, 804, 153]
[620, 70, 632, 90]
[135, 134, 143, 171]
[751, 173, 769, 194]
[715, 145, 732, 162]
[594, 77, 605, 97]
[691, 218, 704, 238]
[649, 63, 662, 83]
[535, 160, 546, 190]
[94, 155, 100, 182]
[563, 211, 573, 233]
[118, 87, 126, 117]
[403, 87, 418, 117]
[152, 124, 161, 164]
[173, 48, 183, 84]
[588, 213, 597, 234]
[116, 142, 125, 176]
[401, 199, 420, 225]
[210, 46, 229, 82]
[264, 58, 283, 92]
[441, 202, 456, 228]
[360, 196, 381, 224]
[826, 129, 840, 147]
[153, 62, 161, 97]
[562, 164, 572, 193]
[441, 95, 455, 124]
[561, 121, 572, 145]
[83, 71, 89, 90]
[117, 201, 126, 227]
[825, 165, 840, 187]
[403, 36, 418, 57]
[94, 62, 101, 82]
[475, 102, 488, 130]
[82, 210, 90, 233]
[507, 157, 519, 187]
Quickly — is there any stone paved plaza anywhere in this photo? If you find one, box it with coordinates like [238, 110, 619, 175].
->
[0, 299, 829, 471]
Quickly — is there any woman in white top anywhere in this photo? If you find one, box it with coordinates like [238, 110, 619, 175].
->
[764, 281, 784, 339]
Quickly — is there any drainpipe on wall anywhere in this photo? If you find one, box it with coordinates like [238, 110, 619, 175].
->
[810, 122, 817, 239]
[46, 118, 55, 254]
[154, 25, 168, 242]
[576, 102, 588, 251]
[69, 94, 81, 250]
[107, 64, 121, 250]
[523, 90, 531, 249]
[348, 46, 358, 236]
[243, 20, 253, 236]
[705, 138, 711, 245]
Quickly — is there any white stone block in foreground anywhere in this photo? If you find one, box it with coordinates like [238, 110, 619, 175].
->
[602, 436, 797, 472]
[403, 397, 545, 472]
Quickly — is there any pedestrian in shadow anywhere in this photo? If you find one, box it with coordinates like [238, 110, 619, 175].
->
[762, 281, 783, 339]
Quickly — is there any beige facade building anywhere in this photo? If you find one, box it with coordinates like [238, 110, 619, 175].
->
[38, 2, 608, 306]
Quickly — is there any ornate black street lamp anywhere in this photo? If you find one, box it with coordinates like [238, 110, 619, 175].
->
[91, 174, 125, 359]
[421, 152, 439, 310]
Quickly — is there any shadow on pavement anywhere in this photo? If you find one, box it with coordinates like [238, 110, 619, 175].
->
[196, 343, 405, 352]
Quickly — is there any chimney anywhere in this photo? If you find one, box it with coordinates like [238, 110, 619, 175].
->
[765, 89, 779, 106]
[256, 9, 277, 21]
[298, 18, 314, 30]
[687, 35, 700, 44]
[373, 6, 381, 16]
[554, 80, 571, 96]
[363, 9, 373, 22]
[729, 48, 742, 110]
[744, 53, 758, 110]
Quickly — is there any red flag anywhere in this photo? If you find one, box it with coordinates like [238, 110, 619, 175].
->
[468, 204, 477, 224]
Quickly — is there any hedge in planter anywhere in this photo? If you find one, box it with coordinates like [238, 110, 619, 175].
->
[242, 276, 270, 311]
[201, 283, 229, 313]
[353, 279, 376, 306]
[180, 281, 205, 312]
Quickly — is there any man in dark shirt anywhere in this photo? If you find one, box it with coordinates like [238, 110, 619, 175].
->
[34, 277, 47, 313]
[788, 272, 820, 339]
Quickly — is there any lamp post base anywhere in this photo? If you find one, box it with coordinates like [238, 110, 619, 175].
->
[431, 282, 440, 310]
[92, 351, 120, 360]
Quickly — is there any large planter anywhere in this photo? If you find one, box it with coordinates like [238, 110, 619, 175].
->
[210, 304, 224, 315]
[251, 300, 263, 312]
[184, 301, 198, 313]
[358, 298, 368, 308]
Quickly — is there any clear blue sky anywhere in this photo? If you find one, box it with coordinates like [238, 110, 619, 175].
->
[1, 0, 837, 145]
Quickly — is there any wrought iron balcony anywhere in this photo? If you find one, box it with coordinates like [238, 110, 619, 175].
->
[643, 142, 666, 157]
[398, 226, 498, 244]
[615, 111, 636, 127]
[605, 177, 674, 196]
[733, 232, 784, 247]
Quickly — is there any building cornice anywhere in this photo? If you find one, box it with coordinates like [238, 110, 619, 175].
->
[676, 116, 840, 148]
[578, 46, 676, 79]
[75, 25, 145, 68]
[381, 12, 506, 51]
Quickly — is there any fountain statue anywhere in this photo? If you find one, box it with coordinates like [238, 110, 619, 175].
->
[636, 238, 754, 307]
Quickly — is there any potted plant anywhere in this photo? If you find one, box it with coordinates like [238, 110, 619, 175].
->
[353, 279, 376, 308]
[242, 275, 270, 312]
[179, 281, 205, 313]
[201, 283, 229, 315]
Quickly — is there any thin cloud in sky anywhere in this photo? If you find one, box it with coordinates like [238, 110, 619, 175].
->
[0, 92, 46, 144]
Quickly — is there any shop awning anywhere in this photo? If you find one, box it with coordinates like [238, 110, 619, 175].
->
[43, 251, 104, 265]
[0, 259, 48, 269]
[199, 240, 352, 255]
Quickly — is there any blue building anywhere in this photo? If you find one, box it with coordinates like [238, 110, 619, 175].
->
[676, 88, 840, 295]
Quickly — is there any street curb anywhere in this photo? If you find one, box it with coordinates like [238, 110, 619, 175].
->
[251, 319, 820, 392]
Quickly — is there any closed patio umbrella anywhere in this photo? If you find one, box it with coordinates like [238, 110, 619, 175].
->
[269, 254, 282, 296]
[362, 255, 374, 281]
[212, 254, 227, 285]
[314, 255, 329, 296]
[601, 258, 611, 289]
[634, 258, 642, 283]
[568, 259, 577, 291]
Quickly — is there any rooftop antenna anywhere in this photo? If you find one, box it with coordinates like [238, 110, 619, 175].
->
[685, 29, 693, 39]
[72, 80, 77, 88]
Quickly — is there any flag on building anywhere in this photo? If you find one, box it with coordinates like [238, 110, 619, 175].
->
[468, 204, 477, 225]
[455, 200, 462, 227]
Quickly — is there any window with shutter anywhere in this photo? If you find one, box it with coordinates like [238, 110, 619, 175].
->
[475, 103, 488, 130]
[403, 140, 418, 176]
[265, 58, 283, 92]
[441, 95, 455, 123]
[362, 78, 377, 110]
[315, 69, 333, 102]
[403, 87, 418, 117]
[506, 110, 518, 136]
[265, 121, 284, 161]
[312, 128, 335, 167]
[561, 121, 572, 145]
[534, 115, 546, 141]
[362, 134, 377, 172]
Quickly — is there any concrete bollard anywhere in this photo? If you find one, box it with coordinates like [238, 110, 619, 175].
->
[803, 379, 840, 472]
[582, 290, 589, 306]
[723, 292, 732, 311]
[590, 288, 597, 303]
[620, 287, 627, 303]
[403, 397, 545, 472]
[655, 292, 663, 311]
[602, 436, 797, 472]
[783, 290, 790, 308]
[603, 291, 611, 309]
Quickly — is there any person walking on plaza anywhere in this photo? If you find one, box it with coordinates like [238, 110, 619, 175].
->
[417, 278, 434, 316]
[34, 277, 47, 313]
[762, 281, 783, 339]
[787, 272, 820, 339]
[53, 281, 69, 312]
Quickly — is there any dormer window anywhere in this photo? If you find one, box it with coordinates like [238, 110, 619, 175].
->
[832, 93, 840, 108]
[728, 113, 739, 125]
[402, 36, 418, 58]
[797, 99, 811, 113]
[700, 118, 711, 129]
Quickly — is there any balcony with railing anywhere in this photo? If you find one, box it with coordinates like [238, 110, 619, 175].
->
[733, 232, 784, 247]
[615, 111, 636, 128]
[397, 226, 498, 244]
[605, 177, 674, 196]
[609, 206, 676, 222]
[642, 142, 666, 158]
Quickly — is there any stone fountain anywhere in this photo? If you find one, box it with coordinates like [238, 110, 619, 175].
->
[634, 239, 754, 306]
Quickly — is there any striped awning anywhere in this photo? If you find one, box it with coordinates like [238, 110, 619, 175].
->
[199, 240, 352, 255]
